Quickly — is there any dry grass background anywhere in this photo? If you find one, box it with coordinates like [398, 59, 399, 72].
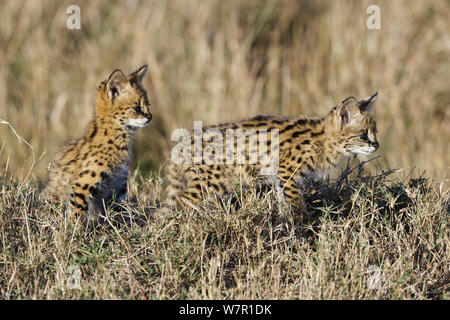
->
[0, 0, 449, 300]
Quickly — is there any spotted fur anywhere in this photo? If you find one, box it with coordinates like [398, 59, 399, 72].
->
[165, 92, 379, 211]
[41, 65, 152, 223]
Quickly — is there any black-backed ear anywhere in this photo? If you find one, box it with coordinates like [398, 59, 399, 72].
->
[106, 70, 128, 100]
[128, 64, 148, 84]
[359, 91, 378, 113]
[337, 97, 359, 126]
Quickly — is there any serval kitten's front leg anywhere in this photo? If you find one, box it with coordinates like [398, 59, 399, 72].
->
[69, 166, 107, 219]
[69, 183, 89, 218]
[277, 165, 307, 214]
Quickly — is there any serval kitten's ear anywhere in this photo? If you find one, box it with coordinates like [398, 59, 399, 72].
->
[128, 64, 148, 84]
[337, 97, 359, 126]
[106, 70, 128, 100]
[359, 91, 378, 113]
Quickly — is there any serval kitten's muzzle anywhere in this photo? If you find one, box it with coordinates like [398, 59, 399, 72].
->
[371, 141, 379, 151]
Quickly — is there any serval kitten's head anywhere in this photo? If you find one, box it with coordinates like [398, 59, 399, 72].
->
[97, 65, 152, 130]
[327, 92, 379, 155]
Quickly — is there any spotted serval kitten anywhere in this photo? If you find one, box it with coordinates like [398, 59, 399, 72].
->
[41, 65, 152, 223]
[165, 92, 379, 212]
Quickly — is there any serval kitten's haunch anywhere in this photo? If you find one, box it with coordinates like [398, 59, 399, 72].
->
[41, 65, 152, 223]
[165, 92, 379, 211]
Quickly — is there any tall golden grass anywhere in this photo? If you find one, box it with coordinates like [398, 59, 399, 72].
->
[0, 0, 448, 179]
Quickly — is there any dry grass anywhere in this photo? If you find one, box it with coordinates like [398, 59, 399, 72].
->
[0, 0, 449, 300]
[0, 168, 449, 299]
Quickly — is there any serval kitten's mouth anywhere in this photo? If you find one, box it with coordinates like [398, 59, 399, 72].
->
[126, 116, 152, 128]
[352, 146, 378, 155]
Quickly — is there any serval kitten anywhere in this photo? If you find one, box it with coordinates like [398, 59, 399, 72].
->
[165, 92, 379, 212]
[41, 65, 152, 224]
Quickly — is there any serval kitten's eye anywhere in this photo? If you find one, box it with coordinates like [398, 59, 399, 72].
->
[134, 106, 142, 113]
[360, 132, 368, 141]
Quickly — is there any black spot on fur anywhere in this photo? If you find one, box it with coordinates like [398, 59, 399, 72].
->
[190, 192, 200, 199]
[279, 138, 292, 147]
[89, 122, 98, 139]
[89, 186, 98, 196]
[241, 123, 256, 128]
[73, 192, 86, 201]
[293, 129, 311, 138]
[311, 128, 325, 137]
[280, 123, 296, 134]
[80, 170, 89, 177]
[70, 200, 86, 211]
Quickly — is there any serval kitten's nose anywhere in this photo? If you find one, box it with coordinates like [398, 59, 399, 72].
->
[146, 113, 152, 122]
[372, 141, 379, 150]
